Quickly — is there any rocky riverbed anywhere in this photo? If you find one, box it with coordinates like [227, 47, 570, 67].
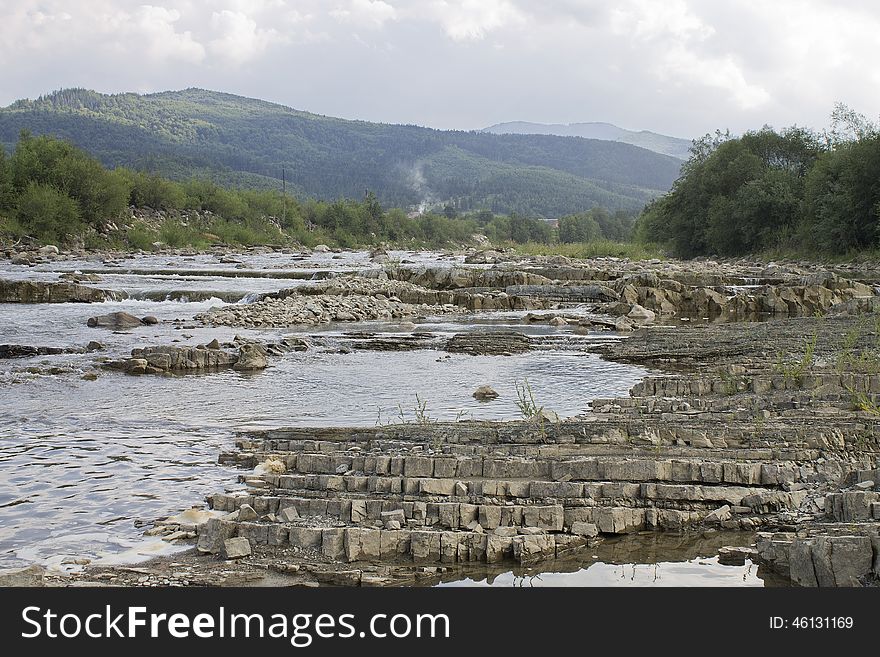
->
[1, 246, 878, 587]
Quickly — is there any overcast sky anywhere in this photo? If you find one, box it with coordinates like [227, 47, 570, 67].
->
[2, 0, 879, 138]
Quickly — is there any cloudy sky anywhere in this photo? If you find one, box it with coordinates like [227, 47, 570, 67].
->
[2, 0, 879, 138]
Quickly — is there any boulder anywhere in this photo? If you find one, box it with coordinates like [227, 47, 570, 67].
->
[233, 343, 268, 371]
[473, 385, 499, 400]
[531, 408, 560, 424]
[87, 312, 144, 329]
[704, 504, 733, 524]
[0, 564, 45, 586]
[512, 534, 555, 564]
[120, 358, 148, 375]
[197, 518, 238, 554]
[222, 537, 252, 559]
[237, 504, 258, 521]
[279, 507, 300, 523]
[627, 304, 656, 323]
[790, 535, 874, 587]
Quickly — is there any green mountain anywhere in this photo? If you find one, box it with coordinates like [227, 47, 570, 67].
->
[0, 88, 683, 218]
[482, 121, 693, 160]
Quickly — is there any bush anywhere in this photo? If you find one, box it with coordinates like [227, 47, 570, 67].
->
[126, 170, 187, 210]
[158, 219, 208, 249]
[15, 181, 83, 243]
[126, 223, 159, 251]
[11, 131, 129, 226]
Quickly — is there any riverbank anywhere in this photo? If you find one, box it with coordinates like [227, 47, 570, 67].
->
[1, 248, 878, 587]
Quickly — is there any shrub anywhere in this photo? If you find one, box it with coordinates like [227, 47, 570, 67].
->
[15, 181, 83, 243]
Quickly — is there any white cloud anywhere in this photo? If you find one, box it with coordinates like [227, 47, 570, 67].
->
[611, 0, 713, 41]
[609, 0, 769, 111]
[424, 0, 525, 41]
[331, 0, 397, 28]
[135, 5, 206, 64]
[1, 0, 879, 136]
[208, 9, 284, 65]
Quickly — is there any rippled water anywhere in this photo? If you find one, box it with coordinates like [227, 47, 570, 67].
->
[0, 251, 651, 570]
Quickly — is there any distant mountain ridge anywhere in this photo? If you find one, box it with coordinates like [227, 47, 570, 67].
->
[0, 88, 683, 218]
[482, 121, 693, 160]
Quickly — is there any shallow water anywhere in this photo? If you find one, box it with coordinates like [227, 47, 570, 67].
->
[0, 252, 649, 570]
[436, 532, 785, 587]
[0, 253, 763, 586]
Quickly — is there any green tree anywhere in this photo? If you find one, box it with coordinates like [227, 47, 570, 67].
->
[16, 181, 83, 243]
[11, 131, 129, 225]
[0, 148, 14, 212]
[801, 135, 880, 252]
[637, 127, 822, 256]
[126, 170, 186, 210]
[558, 213, 601, 243]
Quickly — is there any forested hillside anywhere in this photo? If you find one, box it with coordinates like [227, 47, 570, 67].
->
[483, 121, 692, 160]
[0, 88, 681, 218]
[1, 132, 640, 250]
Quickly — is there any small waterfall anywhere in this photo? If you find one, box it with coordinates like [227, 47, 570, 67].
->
[237, 292, 264, 304]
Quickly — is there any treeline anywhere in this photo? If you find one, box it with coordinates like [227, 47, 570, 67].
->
[636, 106, 880, 257]
[0, 131, 635, 250]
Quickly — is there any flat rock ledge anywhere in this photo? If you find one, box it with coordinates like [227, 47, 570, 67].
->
[445, 330, 531, 356]
[103, 338, 305, 375]
[0, 279, 126, 303]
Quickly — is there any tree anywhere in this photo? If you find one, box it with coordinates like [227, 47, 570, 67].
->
[801, 135, 880, 252]
[636, 126, 822, 256]
[10, 131, 129, 225]
[558, 213, 601, 243]
[16, 181, 83, 243]
[0, 148, 13, 212]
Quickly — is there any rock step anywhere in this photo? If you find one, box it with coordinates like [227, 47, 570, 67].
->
[632, 372, 880, 398]
[597, 394, 863, 410]
[237, 454, 817, 486]
[0, 278, 126, 303]
[237, 420, 876, 451]
[210, 483, 800, 529]
[262, 480, 806, 510]
[232, 440, 826, 463]
[197, 518, 591, 565]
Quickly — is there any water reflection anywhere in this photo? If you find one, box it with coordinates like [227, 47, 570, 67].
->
[435, 533, 784, 587]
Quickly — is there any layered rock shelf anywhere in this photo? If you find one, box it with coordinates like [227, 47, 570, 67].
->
[0, 278, 126, 303]
[168, 309, 879, 586]
[194, 259, 878, 332]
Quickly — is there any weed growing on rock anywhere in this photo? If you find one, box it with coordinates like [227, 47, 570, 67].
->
[515, 378, 541, 418]
[835, 315, 880, 374]
[515, 378, 550, 440]
[773, 330, 818, 385]
[846, 383, 880, 416]
[718, 369, 742, 396]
